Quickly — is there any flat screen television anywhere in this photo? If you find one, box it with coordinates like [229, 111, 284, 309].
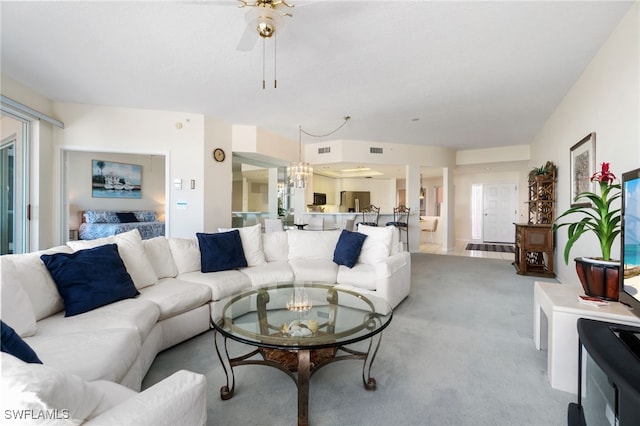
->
[620, 167, 640, 315]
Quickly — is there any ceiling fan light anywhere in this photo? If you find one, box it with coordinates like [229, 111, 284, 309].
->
[246, 6, 285, 38]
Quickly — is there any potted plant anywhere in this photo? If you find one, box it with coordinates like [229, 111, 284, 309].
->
[554, 162, 622, 300]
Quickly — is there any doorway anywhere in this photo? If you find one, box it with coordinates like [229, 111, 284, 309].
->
[482, 183, 517, 243]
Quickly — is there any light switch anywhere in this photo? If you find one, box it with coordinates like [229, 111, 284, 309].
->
[174, 179, 182, 190]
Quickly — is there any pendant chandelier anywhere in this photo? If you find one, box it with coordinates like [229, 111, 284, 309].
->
[288, 116, 351, 189]
[288, 125, 312, 188]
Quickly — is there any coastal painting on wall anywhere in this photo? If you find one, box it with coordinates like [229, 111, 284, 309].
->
[570, 132, 596, 206]
[92, 160, 142, 199]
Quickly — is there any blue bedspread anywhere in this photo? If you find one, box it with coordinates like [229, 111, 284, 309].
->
[78, 210, 165, 240]
[79, 221, 165, 240]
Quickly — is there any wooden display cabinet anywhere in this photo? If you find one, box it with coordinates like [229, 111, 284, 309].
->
[514, 162, 556, 277]
[514, 223, 555, 277]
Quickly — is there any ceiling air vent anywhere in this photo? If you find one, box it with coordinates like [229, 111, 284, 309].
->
[318, 147, 331, 154]
[370, 147, 383, 154]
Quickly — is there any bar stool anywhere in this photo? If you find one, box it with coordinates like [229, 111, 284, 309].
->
[357, 205, 380, 227]
[386, 205, 410, 251]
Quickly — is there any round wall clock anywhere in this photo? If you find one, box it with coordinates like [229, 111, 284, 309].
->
[213, 148, 226, 162]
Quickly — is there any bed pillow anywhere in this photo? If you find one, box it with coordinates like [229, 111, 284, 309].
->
[116, 212, 138, 223]
[333, 230, 368, 268]
[41, 244, 139, 317]
[218, 223, 266, 267]
[196, 231, 247, 273]
[0, 321, 42, 364]
[67, 229, 157, 289]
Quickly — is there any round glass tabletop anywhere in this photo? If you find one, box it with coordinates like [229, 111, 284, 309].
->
[213, 283, 393, 350]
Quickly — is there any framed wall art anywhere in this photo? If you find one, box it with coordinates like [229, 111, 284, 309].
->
[92, 160, 142, 199]
[569, 132, 596, 206]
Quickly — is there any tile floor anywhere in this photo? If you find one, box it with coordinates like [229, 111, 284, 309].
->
[418, 240, 516, 261]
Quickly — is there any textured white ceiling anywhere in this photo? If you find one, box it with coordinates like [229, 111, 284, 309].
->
[0, 1, 633, 151]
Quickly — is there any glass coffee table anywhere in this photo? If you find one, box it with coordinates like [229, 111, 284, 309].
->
[211, 283, 393, 426]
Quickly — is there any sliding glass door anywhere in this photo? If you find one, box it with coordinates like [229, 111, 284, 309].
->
[0, 114, 28, 254]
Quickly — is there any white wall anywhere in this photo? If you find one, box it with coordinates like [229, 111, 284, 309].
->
[529, 3, 640, 284]
[454, 169, 528, 241]
[51, 102, 219, 240]
[203, 116, 234, 232]
[65, 151, 165, 231]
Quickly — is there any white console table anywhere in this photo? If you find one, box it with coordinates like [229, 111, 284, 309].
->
[533, 281, 640, 394]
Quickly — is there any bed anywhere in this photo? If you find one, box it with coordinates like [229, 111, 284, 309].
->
[78, 210, 165, 240]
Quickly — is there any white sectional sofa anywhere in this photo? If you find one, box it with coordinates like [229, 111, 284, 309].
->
[0, 224, 411, 424]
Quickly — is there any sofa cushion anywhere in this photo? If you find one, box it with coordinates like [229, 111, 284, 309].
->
[1, 246, 70, 321]
[168, 237, 201, 274]
[239, 262, 295, 288]
[25, 328, 141, 383]
[178, 270, 252, 301]
[333, 229, 367, 268]
[67, 229, 158, 289]
[288, 259, 339, 284]
[0, 352, 105, 422]
[0, 321, 42, 364]
[35, 298, 160, 344]
[0, 261, 37, 337]
[262, 231, 289, 262]
[138, 278, 211, 321]
[219, 223, 266, 267]
[197, 230, 247, 272]
[287, 230, 341, 261]
[41, 244, 140, 317]
[356, 224, 393, 265]
[143, 237, 178, 279]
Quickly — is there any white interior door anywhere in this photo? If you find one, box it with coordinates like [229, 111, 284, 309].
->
[483, 183, 517, 243]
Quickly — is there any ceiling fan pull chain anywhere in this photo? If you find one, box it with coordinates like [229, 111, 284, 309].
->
[274, 32, 277, 89]
[262, 37, 266, 90]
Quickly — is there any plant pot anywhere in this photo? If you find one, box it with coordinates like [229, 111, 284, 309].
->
[574, 257, 621, 301]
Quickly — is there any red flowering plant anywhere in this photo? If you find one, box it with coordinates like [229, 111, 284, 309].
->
[554, 162, 622, 263]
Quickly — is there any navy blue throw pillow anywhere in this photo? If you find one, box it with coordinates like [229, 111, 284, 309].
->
[116, 212, 139, 223]
[333, 229, 368, 268]
[1, 320, 42, 364]
[197, 230, 248, 273]
[40, 244, 139, 317]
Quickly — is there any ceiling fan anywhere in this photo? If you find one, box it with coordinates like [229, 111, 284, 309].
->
[236, 0, 295, 52]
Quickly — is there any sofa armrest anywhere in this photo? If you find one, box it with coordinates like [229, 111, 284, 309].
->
[374, 251, 410, 278]
[84, 370, 206, 426]
[374, 251, 411, 308]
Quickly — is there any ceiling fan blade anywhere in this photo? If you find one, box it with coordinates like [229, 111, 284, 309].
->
[237, 24, 258, 51]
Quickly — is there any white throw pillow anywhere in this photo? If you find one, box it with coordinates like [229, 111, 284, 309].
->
[67, 229, 157, 289]
[356, 224, 393, 265]
[1, 247, 69, 321]
[0, 352, 104, 422]
[262, 231, 289, 262]
[0, 260, 37, 337]
[167, 237, 201, 274]
[287, 230, 341, 261]
[142, 237, 178, 279]
[218, 223, 266, 267]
